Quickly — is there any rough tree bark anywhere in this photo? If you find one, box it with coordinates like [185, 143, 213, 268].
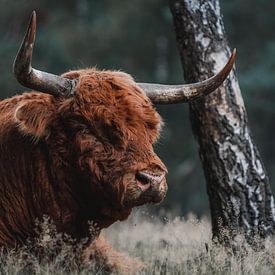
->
[169, 0, 275, 242]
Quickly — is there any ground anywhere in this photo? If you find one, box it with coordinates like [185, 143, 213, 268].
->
[1, 210, 275, 274]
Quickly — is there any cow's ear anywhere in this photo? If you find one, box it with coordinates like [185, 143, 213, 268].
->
[14, 96, 56, 139]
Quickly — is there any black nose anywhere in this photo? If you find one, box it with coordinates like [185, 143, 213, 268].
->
[136, 171, 165, 186]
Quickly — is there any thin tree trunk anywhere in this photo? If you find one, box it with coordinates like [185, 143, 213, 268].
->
[169, 0, 275, 242]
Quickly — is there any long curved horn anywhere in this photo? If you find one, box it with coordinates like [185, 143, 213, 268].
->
[138, 49, 236, 104]
[13, 11, 77, 97]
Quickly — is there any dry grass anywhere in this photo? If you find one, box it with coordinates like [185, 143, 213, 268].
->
[105, 211, 275, 274]
[0, 211, 275, 274]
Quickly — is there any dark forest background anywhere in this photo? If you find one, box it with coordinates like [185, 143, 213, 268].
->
[1, 0, 275, 217]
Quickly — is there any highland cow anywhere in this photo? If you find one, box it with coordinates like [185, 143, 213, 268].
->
[0, 11, 235, 272]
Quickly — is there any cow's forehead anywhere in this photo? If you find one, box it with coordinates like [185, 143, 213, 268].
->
[60, 69, 162, 143]
[64, 69, 145, 102]
[66, 69, 146, 105]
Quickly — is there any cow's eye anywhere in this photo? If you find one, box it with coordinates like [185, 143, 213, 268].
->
[81, 128, 90, 135]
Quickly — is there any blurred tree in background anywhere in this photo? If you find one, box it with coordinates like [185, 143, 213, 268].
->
[1, 0, 275, 217]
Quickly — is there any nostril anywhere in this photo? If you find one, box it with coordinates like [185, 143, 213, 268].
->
[136, 171, 165, 186]
[136, 171, 151, 185]
[136, 171, 151, 192]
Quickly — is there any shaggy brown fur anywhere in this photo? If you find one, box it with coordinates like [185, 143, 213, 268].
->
[0, 68, 167, 272]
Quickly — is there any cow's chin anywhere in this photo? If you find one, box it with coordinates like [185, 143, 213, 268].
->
[122, 176, 167, 208]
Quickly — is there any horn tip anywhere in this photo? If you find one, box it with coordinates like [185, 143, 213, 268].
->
[31, 11, 37, 26]
[27, 11, 36, 44]
[231, 48, 237, 61]
[225, 48, 237, 74]
[13, 11, 37, 78]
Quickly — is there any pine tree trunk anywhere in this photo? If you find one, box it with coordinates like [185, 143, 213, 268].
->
[169, 0, 275, 242]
